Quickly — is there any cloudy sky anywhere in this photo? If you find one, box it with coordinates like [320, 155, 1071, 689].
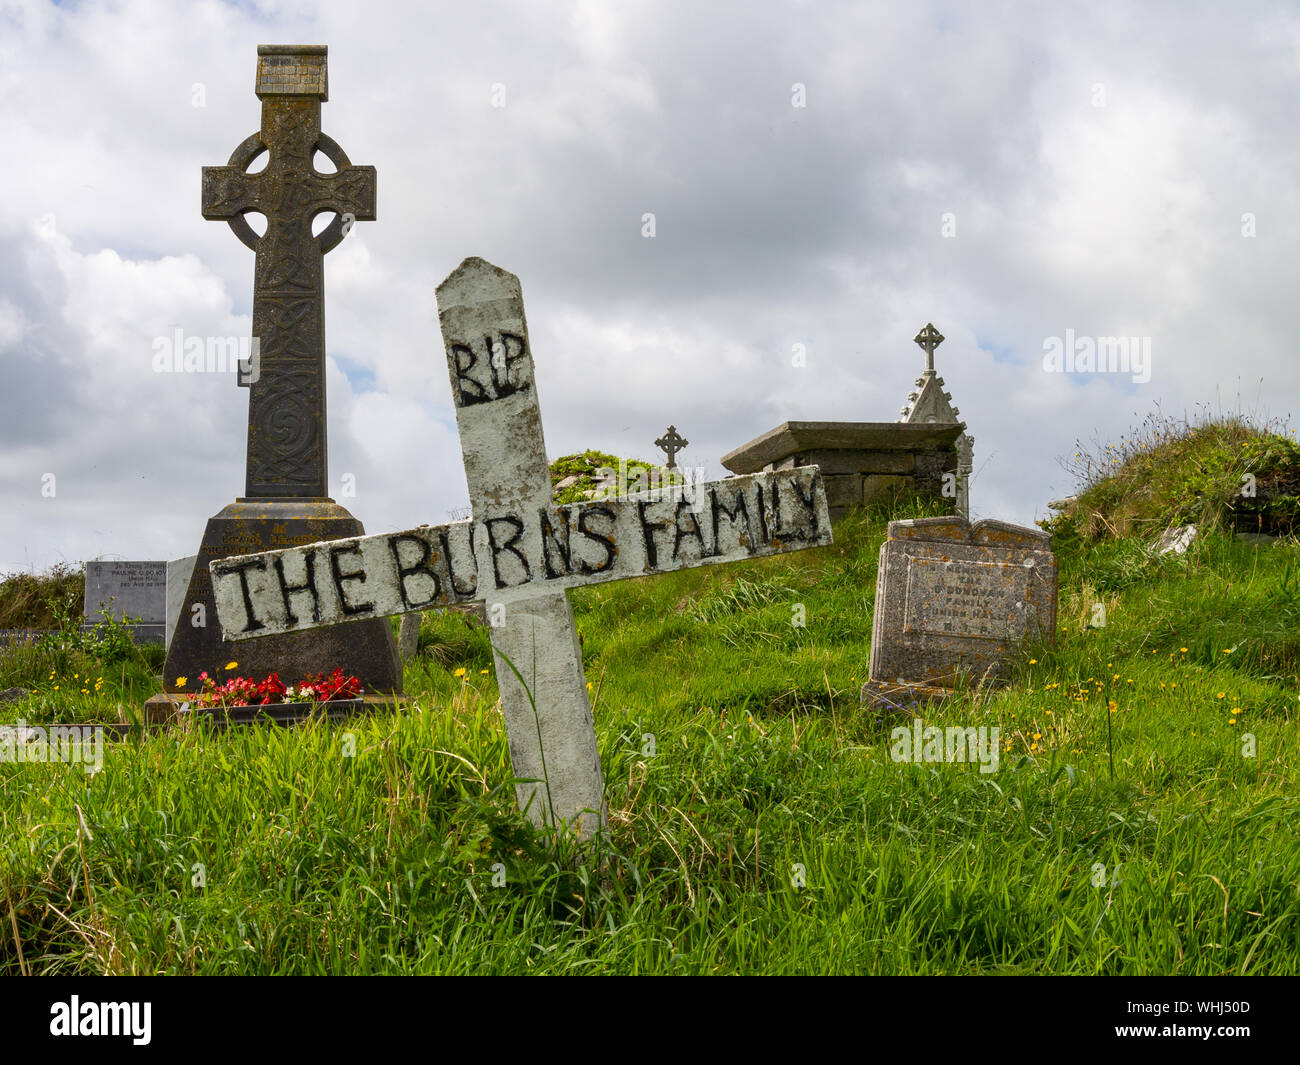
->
[2, 0, 1297, 573]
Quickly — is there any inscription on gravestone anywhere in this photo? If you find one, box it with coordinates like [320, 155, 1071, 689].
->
[84, 562, 166, 643]
[863, 516, 1056, 708]
[903, 559, 1030, 639]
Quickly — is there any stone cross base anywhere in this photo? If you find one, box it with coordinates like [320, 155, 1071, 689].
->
[161, 499, 402, 697]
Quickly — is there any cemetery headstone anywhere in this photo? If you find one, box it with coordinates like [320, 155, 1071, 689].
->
[210, 257, 833, 838]
[83, 561, 167, 643]
[862, 516, 1057, 709]
[158, 45, 400, 707]
[655, 425, 688, 470]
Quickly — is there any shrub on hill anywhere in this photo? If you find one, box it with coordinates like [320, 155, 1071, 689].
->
[1042, 409, 1300, 548]
[0, 563, 84, 630]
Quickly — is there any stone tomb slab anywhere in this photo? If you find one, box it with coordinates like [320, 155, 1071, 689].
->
[721, 421, 964, 522]
[83, 561, 166, 644]
[863, 516, 1056, 708]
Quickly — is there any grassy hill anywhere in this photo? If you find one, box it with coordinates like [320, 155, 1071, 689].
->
[2, 437, 1299, 974]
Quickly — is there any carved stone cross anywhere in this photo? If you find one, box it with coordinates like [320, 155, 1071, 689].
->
[913, 322, 945, 375]
[209, 258, 833, 839]
[201, 45, 376, 499]
[654, 425, 688, 470]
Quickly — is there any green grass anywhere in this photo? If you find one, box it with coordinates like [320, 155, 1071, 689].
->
[2, 501, 1299, 974]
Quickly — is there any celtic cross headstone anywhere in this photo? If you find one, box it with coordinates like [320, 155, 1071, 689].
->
[201, 44, 376, 498]
[155, 45, 400, 711]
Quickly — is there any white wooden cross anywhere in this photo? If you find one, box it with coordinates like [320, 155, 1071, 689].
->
[209, 257, 832, 839]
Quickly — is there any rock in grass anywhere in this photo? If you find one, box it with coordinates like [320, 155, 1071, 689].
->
[1156, 525, 1198, 555]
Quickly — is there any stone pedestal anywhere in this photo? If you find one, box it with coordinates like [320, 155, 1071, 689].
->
[161, 499, 402, 696]
[720, 421, 964, 523]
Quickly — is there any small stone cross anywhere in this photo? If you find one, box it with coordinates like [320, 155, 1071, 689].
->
[913, 322, 945, 375]
[654, 425, 689, 470]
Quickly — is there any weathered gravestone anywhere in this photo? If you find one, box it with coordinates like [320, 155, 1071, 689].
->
[862, 516, 1057, 709]
[158, 45, 400, 706]
[209, 257, 833, 838]
[83, 561, 167, 643]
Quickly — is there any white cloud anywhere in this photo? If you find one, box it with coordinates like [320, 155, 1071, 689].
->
[2, 0, 1299, 574]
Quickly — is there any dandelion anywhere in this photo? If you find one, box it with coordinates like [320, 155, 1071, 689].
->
[1222, 648, 1233, 655]
[1216, 692, 1225, 700]
[225, 661, 238, 671]
[1108, 700, 1117, 714]
[1180, 647, 1188, 653]
[176, 676, 188, 688]
[1029, 659, 1038, 665]
[480, 669, 490, 675]
[453, 667, 467, 678]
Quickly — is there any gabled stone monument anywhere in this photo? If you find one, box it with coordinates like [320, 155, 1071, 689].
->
[159, 46, 400, 705]
[898, 323, 973, 519]
[208, 258, 833, 838]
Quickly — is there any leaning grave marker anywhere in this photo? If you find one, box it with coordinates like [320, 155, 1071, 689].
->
[158, 45, 400, 711]
[861, 516, 1057, 709]
[210, 257, 833, 838]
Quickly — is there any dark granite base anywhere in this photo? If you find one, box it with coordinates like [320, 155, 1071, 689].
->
[161, 499, 402, 696]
